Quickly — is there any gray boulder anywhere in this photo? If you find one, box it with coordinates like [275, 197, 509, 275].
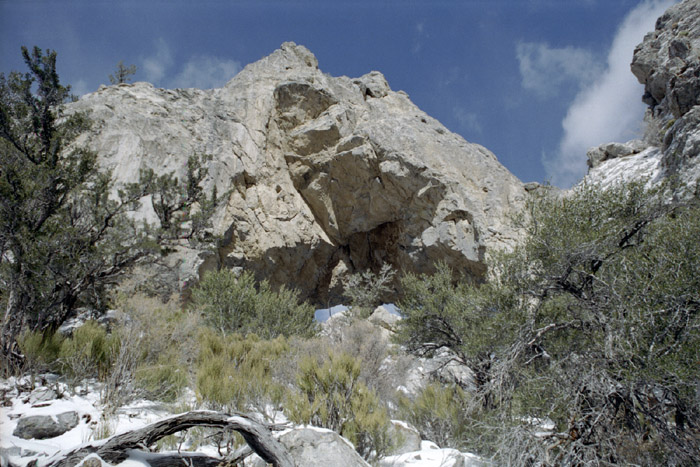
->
[12, 411, 79, 440]
[586, 140, 648, 169]
[248, 427, 369, 467]
[29, 388, 58, 405]
[386, 420, 422, 456]
[369, 305, 402, 332]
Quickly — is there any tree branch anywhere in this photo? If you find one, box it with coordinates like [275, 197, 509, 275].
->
[43, 410, 295, 467]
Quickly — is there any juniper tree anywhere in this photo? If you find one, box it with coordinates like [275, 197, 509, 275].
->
[0, 47, 214, 373]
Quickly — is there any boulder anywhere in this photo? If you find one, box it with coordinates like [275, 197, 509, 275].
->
[68, 41, 527, 304]
[29, 388, 58, 405]
[386, 420, 422, 456]
[403, 348, 476, 395]
[12, 411, 79, 440]
[586, 140, 648, 169]
[247, 427, 369, 467]
[369, 305, 402, 332]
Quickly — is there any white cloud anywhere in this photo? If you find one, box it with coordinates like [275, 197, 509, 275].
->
[413, 21, 427, 54]
[142, 38, 173, 84]
[139, 39, 240, 89]
[516, 42, 602, 97]
[545, 0, 676, 187]
[71, 79, 90, 97]
[453, 106, 482, 135]
[170, 56, 241, 89]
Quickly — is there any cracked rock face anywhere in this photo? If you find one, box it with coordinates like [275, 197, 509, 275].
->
[630, 0, 700, 193]
[70, 42, 526, 303]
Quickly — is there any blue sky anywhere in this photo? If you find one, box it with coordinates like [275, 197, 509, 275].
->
[0, 0, 675, 186]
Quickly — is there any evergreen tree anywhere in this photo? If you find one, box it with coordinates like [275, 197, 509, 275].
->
[108, 60, 137, 84]
[0, 47, 212, 373]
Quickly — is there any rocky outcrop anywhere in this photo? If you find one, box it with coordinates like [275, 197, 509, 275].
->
[70, 42, 526, 303]
[631, 0, 700, 120]
[627, 0, 700, 193]
[586, 140, 648, 169]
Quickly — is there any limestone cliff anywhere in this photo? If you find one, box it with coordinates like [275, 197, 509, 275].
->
[70, 42, 526, 303]
[587, 0, 700, 192]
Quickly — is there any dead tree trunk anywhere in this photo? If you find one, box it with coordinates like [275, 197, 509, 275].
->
[43, 410, 295, 467]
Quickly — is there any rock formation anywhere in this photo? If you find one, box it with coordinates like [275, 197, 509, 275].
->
[632, 0, 700, 191]
[587, 0, 700, 192]
[69, 42, 526, 302]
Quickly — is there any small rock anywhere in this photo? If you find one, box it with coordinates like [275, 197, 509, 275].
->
[79, 456, 105, 467]
[369, 305, 402, 332]
[29, 388, 57, 405]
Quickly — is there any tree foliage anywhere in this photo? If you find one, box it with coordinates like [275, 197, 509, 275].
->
[108, 61, 137, 85]
[396, 181, 700, 464]
[0, 47, 214, 372]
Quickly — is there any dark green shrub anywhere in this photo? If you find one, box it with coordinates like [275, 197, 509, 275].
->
[343, 263, 395, 318]
[191, 269, 316, 338]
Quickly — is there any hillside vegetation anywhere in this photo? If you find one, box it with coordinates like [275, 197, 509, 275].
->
[2, 49, 699, 466]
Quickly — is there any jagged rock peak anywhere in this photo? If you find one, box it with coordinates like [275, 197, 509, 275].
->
[70, 42, 527, 303]
[587, 0, 700, 194]
[631, 0, 700, 120]
[224, 42, 319, 86]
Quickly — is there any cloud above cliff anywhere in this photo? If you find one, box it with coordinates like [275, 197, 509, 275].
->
[142, 39, 240, 89]
[171, 56, 241, 89]
[543, 0, 675, 187]
[516, 42, 602, 97]
[142, 38, 173, 83]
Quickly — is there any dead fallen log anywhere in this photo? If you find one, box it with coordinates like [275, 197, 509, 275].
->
[42, 410, 295, 467]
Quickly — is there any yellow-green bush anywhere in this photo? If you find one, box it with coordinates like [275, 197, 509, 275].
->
[285, 351, 392, 461]
[18, 321, 119, 381]
[196, 329, 288, 416]
[18, 329, 65, 373]
[59, 320, 119, 380]
[134, 357, 188, 403]
[398, 383, 468, 449]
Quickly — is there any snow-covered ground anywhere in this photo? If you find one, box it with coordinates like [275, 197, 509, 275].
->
[0, 377, 189, 466]
[583, 146, 664, 188]
[1, 376, 485, 467]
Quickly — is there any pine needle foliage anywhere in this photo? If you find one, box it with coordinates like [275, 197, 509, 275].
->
[0, 47, 215, 373]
